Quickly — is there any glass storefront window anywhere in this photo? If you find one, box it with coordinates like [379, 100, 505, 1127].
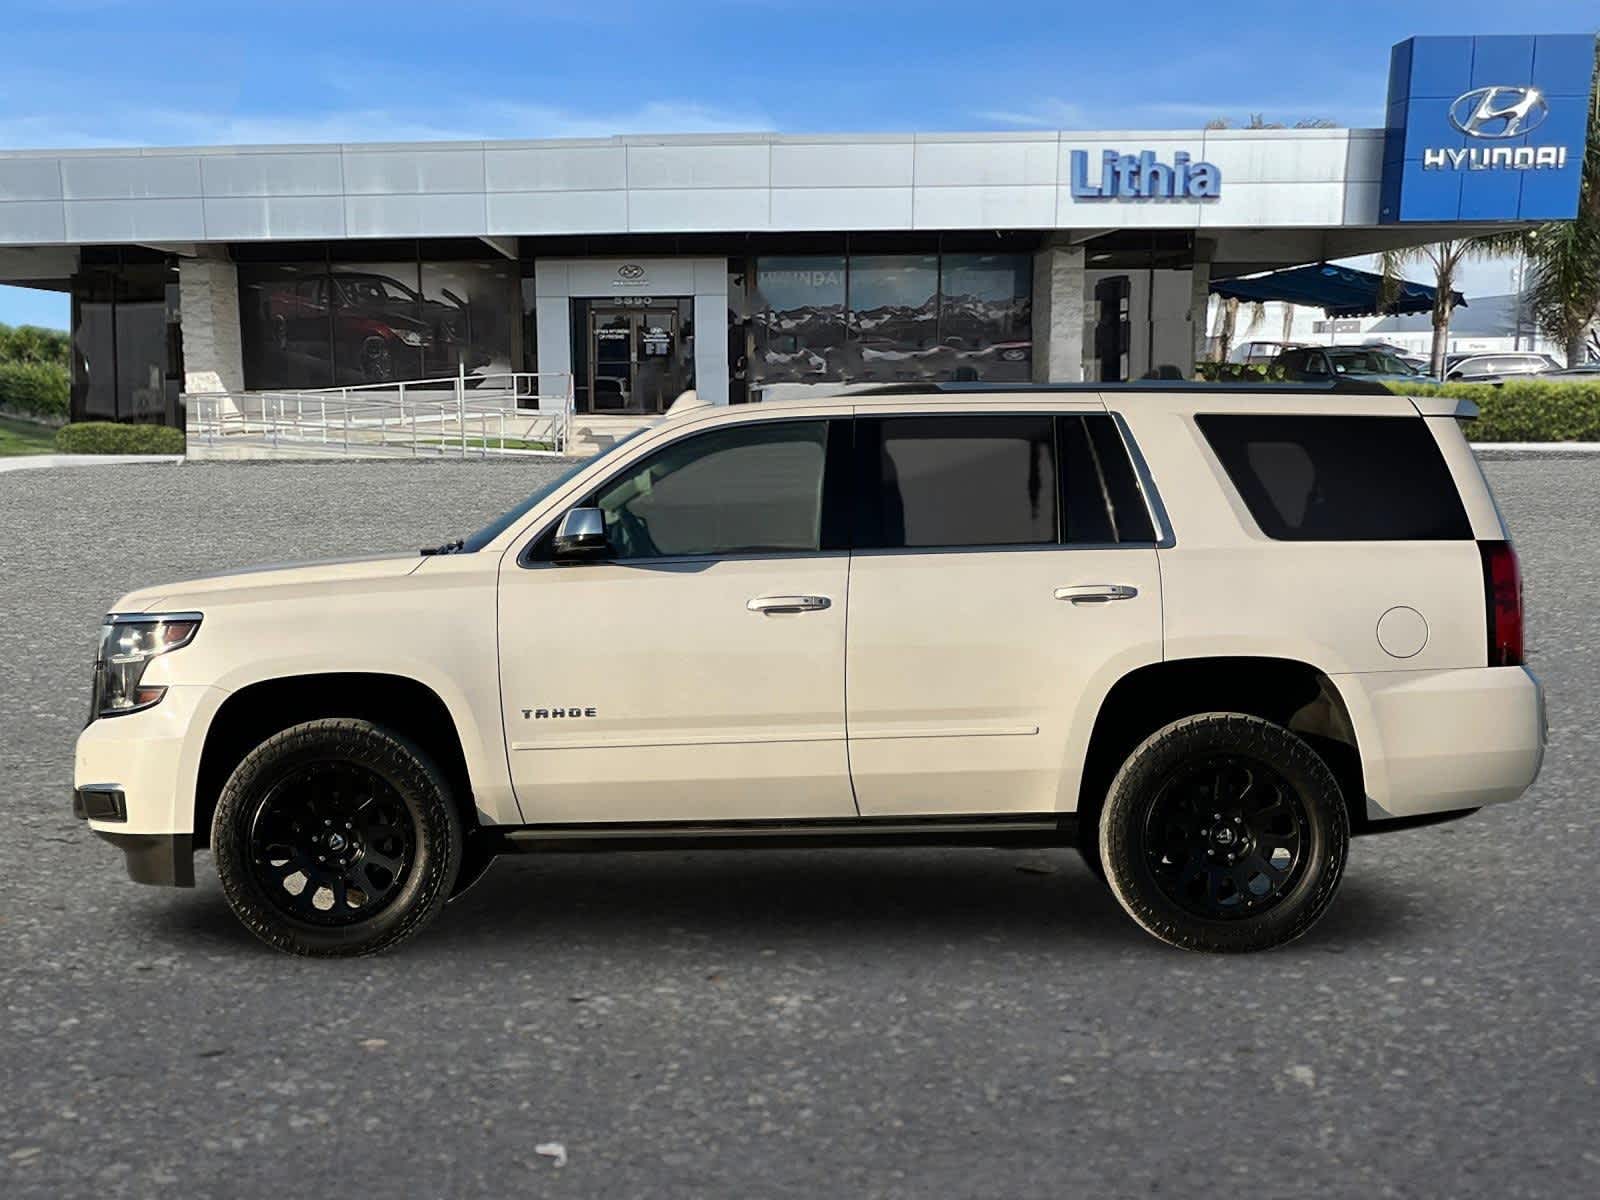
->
[750, 250, 1030, 390]
[239, 249, 518, 392]
[848, 254, 938, 383]
[240, 264, 335, 390]
[419, 260, 517, 381]
[939, 253, 1032, 382]
[328, 260, 426, 384]
[752, 255, 846, 385]
[72, 273, 116, 419]
[115, 297, 168, 419]
[70, 263, 180, 424]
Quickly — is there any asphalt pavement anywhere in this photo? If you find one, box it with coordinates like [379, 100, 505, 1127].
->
[1, 457, 1596, 1198]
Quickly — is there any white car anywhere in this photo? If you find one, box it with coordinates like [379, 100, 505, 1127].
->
[1444, 352, 1561, 382]
[75, 383, 1547, 956]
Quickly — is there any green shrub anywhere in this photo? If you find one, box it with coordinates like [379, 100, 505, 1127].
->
[1383, 378, 1600, 443]
[0, 322, 70, 368]
[0, 361, 69, 421]
[55, 422, 186, 455]
[1195, 361, 1272, 382]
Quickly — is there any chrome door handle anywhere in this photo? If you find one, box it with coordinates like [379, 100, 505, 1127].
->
[747, 594, 832, 614]
[1055, 584, 1138, 604]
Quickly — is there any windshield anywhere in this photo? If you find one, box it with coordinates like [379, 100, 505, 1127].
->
[458, 430, 647, 552]
[1327, 349, 1412, 375]
[336, 275, 420, 307]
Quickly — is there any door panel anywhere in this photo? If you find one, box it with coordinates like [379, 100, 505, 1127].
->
[498, 556, 853, 823]
[497, 414, 854, 825]
[845, 546, 1161, 816]
[590, 309, 633, 412]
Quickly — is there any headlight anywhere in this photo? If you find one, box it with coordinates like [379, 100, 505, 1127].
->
[396, 329, 427, 347]
[92, 613, 202, 718]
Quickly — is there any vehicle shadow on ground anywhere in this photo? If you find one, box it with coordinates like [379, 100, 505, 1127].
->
[150, 848, 1415, 960]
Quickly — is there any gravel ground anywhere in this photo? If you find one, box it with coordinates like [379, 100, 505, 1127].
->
[1, 458, 1596, 1198]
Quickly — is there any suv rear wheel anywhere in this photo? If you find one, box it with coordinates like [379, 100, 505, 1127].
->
[1099, 713, 1349, 953]
[211, 719, 463, 957]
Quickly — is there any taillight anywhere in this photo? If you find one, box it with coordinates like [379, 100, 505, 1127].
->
[1478, 540, 1523, 667]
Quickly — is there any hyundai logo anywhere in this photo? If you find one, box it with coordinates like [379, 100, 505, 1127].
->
[616, 263, 646, 281]
[1448, 86, 1549, 139]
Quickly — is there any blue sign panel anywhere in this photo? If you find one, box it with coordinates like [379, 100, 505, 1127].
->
[1380, 35, 1596, 223]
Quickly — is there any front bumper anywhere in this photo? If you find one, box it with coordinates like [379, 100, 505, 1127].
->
[74, 683, 227, 885]
[93, 829, 195, 887]
[1333, 665, 1546, 822]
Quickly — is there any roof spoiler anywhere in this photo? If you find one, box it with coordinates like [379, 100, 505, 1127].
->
[1409, 395, 1479, 420]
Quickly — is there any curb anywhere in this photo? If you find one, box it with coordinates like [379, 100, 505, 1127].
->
[0, 454, 185, 474]
[1471, 443, 1600, 458]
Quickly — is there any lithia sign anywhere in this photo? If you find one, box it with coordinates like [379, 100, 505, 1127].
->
[1068, 149, 1222, 200]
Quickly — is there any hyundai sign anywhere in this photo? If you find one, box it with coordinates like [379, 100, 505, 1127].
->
[1380, 35, 1596, 223]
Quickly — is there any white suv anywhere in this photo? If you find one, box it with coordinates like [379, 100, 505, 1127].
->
[74, 383, 1547, 956]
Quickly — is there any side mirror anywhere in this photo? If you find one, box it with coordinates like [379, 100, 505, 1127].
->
[552, 507, 609, 563]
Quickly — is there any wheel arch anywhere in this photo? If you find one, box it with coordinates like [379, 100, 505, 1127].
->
[193, 672, 479, 850]
[1075, 656, 1365, 834]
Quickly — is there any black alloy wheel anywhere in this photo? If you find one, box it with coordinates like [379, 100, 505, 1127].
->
[1099, 713, 1349, 953]
[247, 761, 415, 926]
[363, 337, 394, 382]
[1142, 756, 1310, 920]
[212, 719, 462, 957]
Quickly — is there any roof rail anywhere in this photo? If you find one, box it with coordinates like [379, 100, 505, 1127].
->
[850, 380, 1397, 397]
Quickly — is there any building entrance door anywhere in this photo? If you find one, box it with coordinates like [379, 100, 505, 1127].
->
[588, 306, 683, 413]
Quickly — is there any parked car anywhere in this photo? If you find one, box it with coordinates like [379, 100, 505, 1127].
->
[267, 271, 491, 383]
[74, 383, 1545, 956]
[1351, 341, 1429, 372]
[1534, 363, 1600, 379]
[1271, 346, 1419, 382]
[1229, 339, 1304, 366]
[1444, 352, 1560, 383]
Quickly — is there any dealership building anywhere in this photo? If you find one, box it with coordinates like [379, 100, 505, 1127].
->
[0, 34, 1592, 430]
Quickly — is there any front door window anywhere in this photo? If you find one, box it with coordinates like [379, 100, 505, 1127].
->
[588, 306, 686, 414]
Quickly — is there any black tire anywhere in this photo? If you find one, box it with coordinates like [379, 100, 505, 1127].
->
[212, 719, 463, 957]
[1075, 820, 1107, 882]
[1098, 713, 1349, 953]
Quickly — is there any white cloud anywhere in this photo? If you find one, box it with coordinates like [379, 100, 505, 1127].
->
[0, 98, 774, 150]
[970, 98, 1090, 129]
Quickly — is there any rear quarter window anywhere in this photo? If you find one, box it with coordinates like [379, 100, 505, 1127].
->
[1197, 414, 1471, 541]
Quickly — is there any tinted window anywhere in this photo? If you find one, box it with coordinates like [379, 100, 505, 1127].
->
[594, 420, 829, 559]
[1493, 355, 1539, 374]
[1198, 415, 1471, 541]
[857, 415, 1056, 549]
[1060, 415, 1157, 544]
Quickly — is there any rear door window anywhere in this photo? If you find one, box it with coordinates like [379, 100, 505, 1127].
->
[853, 413, 1156, 550]
[854, 415, 1058, 549]
[1197, 414, 1471, 541]
[1059, 415, 1156, 544]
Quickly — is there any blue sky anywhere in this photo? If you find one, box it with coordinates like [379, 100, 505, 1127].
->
[2, 0, 1597, 329]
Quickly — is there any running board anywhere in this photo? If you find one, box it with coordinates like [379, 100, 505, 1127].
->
[495, 814, 1077, 854]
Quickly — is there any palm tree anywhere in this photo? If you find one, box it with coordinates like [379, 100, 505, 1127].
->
[1499, 40, 1600, 367]
[1211, 296, 1239, 362]
[1378, 239, 1502, 378]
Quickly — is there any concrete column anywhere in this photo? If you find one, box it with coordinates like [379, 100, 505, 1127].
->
[178, 257, 243, 394]
[1031, 241, 1086, 384]
[690, 258, 729, 406]
[1188, 239, 1216, 373]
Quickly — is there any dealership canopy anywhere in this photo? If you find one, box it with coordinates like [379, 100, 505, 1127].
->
[1209, 264, 1467, 319]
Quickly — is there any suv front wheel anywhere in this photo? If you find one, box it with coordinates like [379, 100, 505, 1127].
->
[1099, 713, 1349, 953]
[211, 719, 463, 957]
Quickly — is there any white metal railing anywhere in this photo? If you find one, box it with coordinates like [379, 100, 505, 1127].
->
[184, 369, 575, 459]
